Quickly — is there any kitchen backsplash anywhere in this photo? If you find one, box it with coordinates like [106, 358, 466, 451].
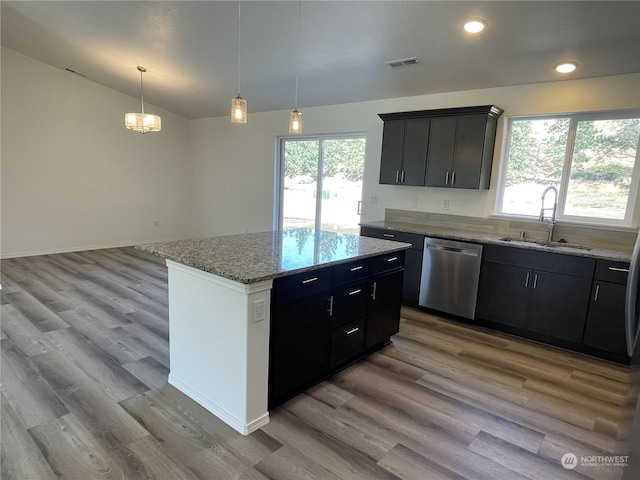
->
[385, 209, 637, 252]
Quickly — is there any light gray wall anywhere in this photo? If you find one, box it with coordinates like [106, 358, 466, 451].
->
[3, 45, 639, 258]
[1, 47, 192, 257]
[188, 73, 640, 237]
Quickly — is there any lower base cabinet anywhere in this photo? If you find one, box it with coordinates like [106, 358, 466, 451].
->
[582, 260, 630, 358]
[269, 293, 331, 408]
[476, 245, 594, 345]
[367, 270, 403, 348]
[269, 252, 405, 408]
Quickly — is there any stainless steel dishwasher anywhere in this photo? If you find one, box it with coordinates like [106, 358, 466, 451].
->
[419, 237, 483, 319]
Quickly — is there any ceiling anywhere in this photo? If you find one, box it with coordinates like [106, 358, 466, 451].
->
[2, 1, 639, 120]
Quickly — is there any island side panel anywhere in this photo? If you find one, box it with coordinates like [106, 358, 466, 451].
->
[166, 260, 272, 435]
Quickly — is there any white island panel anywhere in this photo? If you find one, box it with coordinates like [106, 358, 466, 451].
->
[166, 260, 272, 435]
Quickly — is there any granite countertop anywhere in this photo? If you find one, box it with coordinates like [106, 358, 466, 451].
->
[137, 228, 410, 284]
[361, 220, 632, 263]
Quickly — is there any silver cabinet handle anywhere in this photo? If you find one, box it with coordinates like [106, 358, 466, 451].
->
[383, 233, 395, 238]
[328, 295, 334, 316]
[348, 289, 362, 296]
[401, 170, 406, 183]
[609, 267, 629, 273]
[387, 256, 398, 262]
[451, 172, 456, 185]
[371, 281, 377, 300]
[594, 284, 600, 302]
[350, 265, 363, 272]
[395, 170, 400, 183]
[302, 277, 318, 284]
[445, 172, 450, 185]
[533, 273, 538, 290]
[346, 327, 360, 335]
[525, 272, 530, 287]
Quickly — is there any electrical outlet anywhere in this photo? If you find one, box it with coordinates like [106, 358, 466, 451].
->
[370, 194, 378, 204]
[443, 200, 449, 211]
[410, 197, 418, 208]
[253, 299, 265, 323]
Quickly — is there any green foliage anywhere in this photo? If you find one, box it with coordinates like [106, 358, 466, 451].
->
[507, 117, 640, 188]
[284, 138, 365, 182]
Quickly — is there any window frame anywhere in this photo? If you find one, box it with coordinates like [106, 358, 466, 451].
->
[274, 132, 367, 232]
[495, 109, 640, 227]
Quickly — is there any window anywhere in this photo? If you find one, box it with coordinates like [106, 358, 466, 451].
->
[276, 134, 366, 233]
[497, 110, 640, 226]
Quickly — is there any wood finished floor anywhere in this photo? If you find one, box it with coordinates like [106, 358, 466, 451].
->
[1, 247, 639, 480]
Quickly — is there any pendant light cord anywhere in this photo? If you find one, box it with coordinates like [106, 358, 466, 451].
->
[294, 0, 301, 109]
[237, 1, 242, 96]
[139, 69, 145, 115]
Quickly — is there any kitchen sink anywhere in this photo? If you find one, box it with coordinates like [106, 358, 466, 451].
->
[499, 236, 592, 251]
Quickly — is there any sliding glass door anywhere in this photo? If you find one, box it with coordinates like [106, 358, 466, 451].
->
[277, 135, 365, 234]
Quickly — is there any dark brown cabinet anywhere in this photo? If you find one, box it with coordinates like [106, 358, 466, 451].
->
[476, 261, 530, 328]
[583, 260, 629, 355]
[379, 118, 430, 185]
[378, 105, 503, 189]
[476, 244, 594, 344]
[360, 226, 423, 307]
[425, 114, 496, 189]
[367, 269, 403, 348]
[269, 252, 405, 408]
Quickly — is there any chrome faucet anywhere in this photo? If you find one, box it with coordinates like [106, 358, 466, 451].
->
[539, 186, 558, 242]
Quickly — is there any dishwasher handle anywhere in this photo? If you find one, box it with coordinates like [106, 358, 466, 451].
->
[427, 243, 480, 257]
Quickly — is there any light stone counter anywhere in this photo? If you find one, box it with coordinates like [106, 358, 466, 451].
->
[137, 228, 410, 283]
[361, 220, 632, 263]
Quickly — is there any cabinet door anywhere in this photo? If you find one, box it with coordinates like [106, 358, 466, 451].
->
[367, 270, 403, 348]
[526, 271, 591, 343]
[379, 120, 405, 184]
[451, 115, 487, 189]
[583, 281, 627, 354]
[425, 117, 456, 187]
[269, 293, 330, 407]
[403, 249, 423, 306]
[401, 118, 430, 186]
[476, 261, 530, 328]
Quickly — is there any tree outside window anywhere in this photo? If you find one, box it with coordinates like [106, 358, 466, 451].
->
[498, 111, 640, 226]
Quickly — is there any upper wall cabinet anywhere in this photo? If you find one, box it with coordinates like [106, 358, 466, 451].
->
[379, 118, 431, 186]
[378, 105, 503, 189]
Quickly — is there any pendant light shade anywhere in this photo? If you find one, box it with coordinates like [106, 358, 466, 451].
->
[125, 66, 161, 134]
[289, 108, 303, 134]
[231, 96, 247, 123]
[231, 1, 248, 123]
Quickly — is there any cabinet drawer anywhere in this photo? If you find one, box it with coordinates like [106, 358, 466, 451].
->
[273, 267, 332, 304]
[482, 244, 595, 278]
[333, 259, 370, 287]
[330, 319, 365, 369]
[594, 260, 629, 284]
[360, 227, 423, 250]
[331, 281, 368, 328]
[371, 250, 405, 275]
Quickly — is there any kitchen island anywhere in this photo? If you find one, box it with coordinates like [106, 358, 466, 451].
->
[138, 228, 409, 435]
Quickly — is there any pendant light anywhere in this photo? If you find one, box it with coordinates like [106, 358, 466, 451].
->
[231, 1, 247, 123]
[125, 66, 161, 134]
[289, 0, 303, 134]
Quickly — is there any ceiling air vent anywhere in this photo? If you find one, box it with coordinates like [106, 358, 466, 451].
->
[386, 57, 419, 68]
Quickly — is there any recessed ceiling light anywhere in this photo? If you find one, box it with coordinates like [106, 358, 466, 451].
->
[555, 62, 578, 74]
[463, 19, 486, 34]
